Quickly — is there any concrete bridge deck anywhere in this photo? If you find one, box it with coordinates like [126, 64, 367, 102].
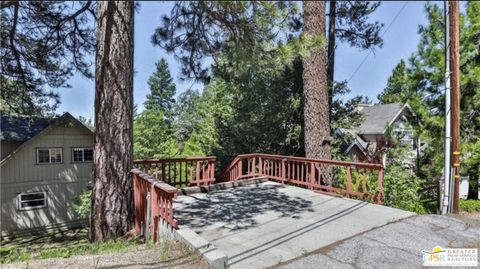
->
[173, 181, 415, 269]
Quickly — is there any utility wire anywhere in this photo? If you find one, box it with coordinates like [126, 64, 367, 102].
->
[347, 1, 409, 83]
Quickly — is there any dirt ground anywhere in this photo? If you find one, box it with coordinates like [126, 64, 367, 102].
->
[2, 228, 212, 269]
[450, 211, 480, 227]
[3, 241, 213, 269]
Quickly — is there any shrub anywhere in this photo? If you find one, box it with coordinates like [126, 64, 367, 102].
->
[382, 164, 427, 214]
[459, 199, 480, 213]
[72, 191, 91, 219]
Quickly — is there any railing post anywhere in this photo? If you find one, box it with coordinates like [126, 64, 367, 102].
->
[259, 157, 263, 176]
[210, 160, 215, 184]
[151, 186, 159, 242]
[162, 162, 166, 181]
[377, 167, 383, 205]
[310, 162, 315, 190]
[238, 159, 243, 180]
[196, 161, 201, 186]
[133, 174, 142, 236]
[281, 158, 286, 184]
[346, 166, 352, 198]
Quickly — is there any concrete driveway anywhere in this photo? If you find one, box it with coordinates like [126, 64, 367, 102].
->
[174, 181, 415, 269]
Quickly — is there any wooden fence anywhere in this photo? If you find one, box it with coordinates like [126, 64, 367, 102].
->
[132, 153, 384, 242]
[219, 153, 384, 205]
[133, 156, 216, 188]
[131, 168, 178, 242]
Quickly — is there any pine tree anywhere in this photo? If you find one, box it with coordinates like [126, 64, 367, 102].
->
[303, 1, 331, 166]
[327, 1, 384, 121]
[378, 2, 480, 197]
[144, 58, 176, 121]
[134, 109, 179, 159]
[90, 1, 134, 242]
[134, 59, 178, 159]
[1, 1, 95, 115]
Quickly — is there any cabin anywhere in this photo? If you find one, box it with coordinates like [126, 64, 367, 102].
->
[340, 103, 425, 168]
[1, 112, 93, 236]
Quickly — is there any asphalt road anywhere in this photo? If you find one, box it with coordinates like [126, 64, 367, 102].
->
[276, 215, 480, 269]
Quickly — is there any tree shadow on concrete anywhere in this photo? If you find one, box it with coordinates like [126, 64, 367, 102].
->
[174, 182, 314, 232]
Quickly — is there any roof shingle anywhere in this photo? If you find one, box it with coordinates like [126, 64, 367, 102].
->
[357, 103, 404, 135]
[1, 115, 53, 141]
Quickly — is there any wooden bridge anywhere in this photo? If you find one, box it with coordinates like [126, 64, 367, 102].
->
[131, 154, 412, 268]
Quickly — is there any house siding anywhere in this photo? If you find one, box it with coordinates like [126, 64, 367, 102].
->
[346, 104, 422, 168]
[1, 123, 93, 235]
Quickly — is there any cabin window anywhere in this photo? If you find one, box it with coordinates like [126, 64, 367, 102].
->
[399, 130, 414, 146]
[36, 148, 62, 164]
[18, 192, 47, 210]
[393, 122, 414, 148]
[72, 147, 93, 162]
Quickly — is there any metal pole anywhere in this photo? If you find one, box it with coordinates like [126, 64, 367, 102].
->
[441, 1, 451, 215]
[145, 192, 151, 241]
[449, 168, 455, 213]
[449, 0, 461, 214]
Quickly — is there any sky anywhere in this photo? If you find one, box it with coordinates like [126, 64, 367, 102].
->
[55, 1, 428, 120]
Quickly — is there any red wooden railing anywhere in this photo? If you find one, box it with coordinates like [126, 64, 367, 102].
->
[131, 168, 178, 242]
[133, 156, 216, 188]
[219, 153, 384, 205]
[132, 153, 383, 242]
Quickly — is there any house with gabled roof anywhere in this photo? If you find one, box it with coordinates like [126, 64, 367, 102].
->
[1, 112, 93, 236]
[341, 103, 425, 167]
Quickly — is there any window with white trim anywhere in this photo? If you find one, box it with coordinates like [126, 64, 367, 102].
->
[36, 148, 62, 164]
[393, 120, 414, 148]
[18, 192, 47, 210]
[72, 147, 93, 162]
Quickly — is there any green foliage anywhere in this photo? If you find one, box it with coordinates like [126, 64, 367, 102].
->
[181, 132, 206, 157]
[383, 165, 427, 214]
[380, 146, 427, 213]
[134, 109, 179, 159]
[210, 56, 305, 160]
[140, 2, 376, 169]
[72, 191, 91, 219]
[2, 2, 96, 115]
[378, 2, 480, 188]
[174, 89, 202, 143]
[278, 32, 326, 63]
[459, 199, 480, 213]
[0, 238, 141, 264]
[332, 1, 384, 50]
[144, 58, 176, 120]
[152, 1, 302, 80]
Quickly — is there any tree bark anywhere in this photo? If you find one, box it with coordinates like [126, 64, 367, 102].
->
[303, 1, 331, 180]
[90, 1, 135, 242]
[327, 0, 336, 128]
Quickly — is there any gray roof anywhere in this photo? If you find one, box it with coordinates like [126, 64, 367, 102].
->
[1, 115, 53, 141]
[357, 103, 404, 135]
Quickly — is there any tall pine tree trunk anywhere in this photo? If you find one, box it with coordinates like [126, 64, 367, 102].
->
[90, 1, 134, 242]
[327, 0, 336, 127]
[303, 1, 331, 181]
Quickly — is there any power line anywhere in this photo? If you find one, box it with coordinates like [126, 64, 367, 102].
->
[347, 1, 409, 83]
